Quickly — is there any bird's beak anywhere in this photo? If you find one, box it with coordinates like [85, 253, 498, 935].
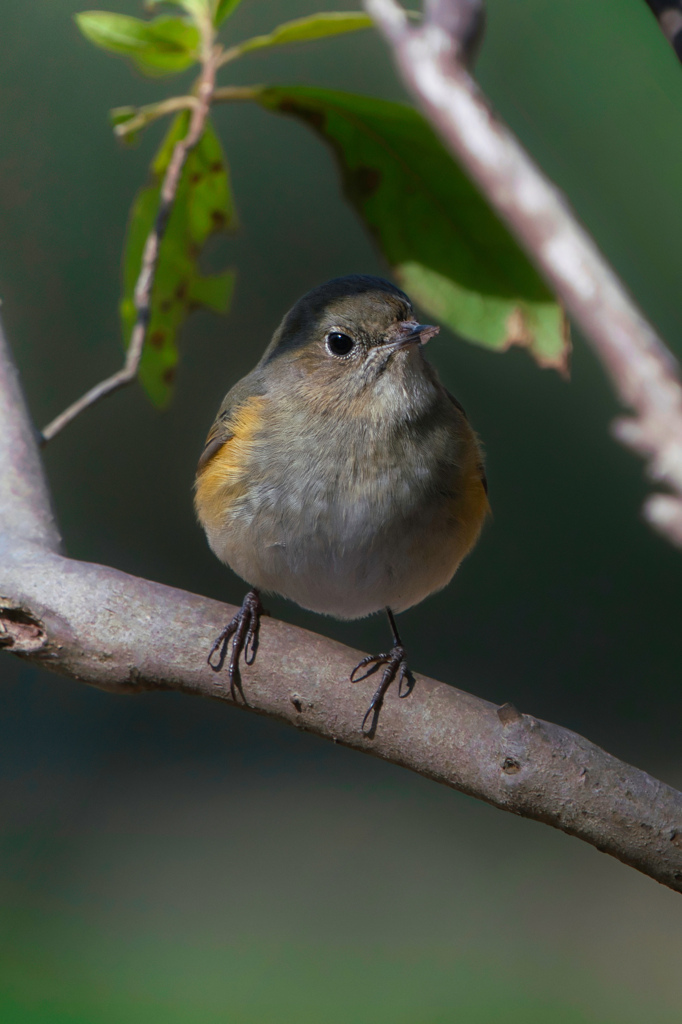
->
[389, 321, 440, 349]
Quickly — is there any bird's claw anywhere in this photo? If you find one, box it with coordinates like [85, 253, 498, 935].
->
[208, 589, 264, 701]
[351, 644, 415, 736]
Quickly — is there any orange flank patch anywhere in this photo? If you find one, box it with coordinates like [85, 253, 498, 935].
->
[194, 396, 266, 533]
[453, 460, 490, 557]
[447, 412, 490, 562]
[404, 419, 490, 605]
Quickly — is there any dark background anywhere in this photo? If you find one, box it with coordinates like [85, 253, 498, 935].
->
[2, 0, 682, 1020]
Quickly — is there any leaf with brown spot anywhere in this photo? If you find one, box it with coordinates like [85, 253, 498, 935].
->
[149, 329, 166, 348]
[121, 112, 236, 408]
[255, 86, 569, 371]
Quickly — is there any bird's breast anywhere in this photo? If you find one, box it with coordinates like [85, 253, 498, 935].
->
[196, 391, 487, 619]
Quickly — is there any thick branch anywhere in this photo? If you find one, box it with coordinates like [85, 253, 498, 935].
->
[1, 548, 681, 893]
[366, 0, 682, 550]
[424, 0, 485, 64]
[644, 1, 682, 62]
[0, 314, 61, 552]
[0, 318, 679, 894]
[40, 51, 220, 445]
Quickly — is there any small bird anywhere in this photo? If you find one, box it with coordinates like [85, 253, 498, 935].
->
[195, 275, 489, 733]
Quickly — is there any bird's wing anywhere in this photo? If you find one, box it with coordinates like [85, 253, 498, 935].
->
[196, 372, 267, 474]
[445, 388, 488, 496]
[197, 418, 233, 472]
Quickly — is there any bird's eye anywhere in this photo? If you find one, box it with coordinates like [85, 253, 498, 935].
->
[325, 331, 355, 357]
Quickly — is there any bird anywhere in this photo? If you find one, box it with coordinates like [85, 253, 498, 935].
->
[194, 275, 489, 733]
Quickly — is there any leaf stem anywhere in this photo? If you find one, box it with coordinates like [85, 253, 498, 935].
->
[216, 43, 243, 67]
[212, 84, 260, 102]
[113, 95, 199, 139]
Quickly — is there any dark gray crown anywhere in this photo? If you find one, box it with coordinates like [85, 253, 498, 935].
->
[264, 275, 411, 362]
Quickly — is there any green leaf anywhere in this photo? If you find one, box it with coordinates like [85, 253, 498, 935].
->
[75, 11, 199, 76]
[121, 113, 236, 407]
[231, 12, 374, 58]
[148, 0, 237, 27]
[147, 0, 210, 20]
[110, 105, 137, 126]
[214, 0, 242, 26]
[254, 86, 569, 371]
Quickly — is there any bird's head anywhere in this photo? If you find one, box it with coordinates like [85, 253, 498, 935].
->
[260, 275, 440, 416]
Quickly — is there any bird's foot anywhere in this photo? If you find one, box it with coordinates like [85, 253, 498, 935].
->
[351, 643, 415, 736]
[208, 589, 265, 701]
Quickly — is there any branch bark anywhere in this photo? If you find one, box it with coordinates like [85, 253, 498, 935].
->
[2, 549, 682, 894]
[365, 0, 682, 550]
[644, 0, 682, 62]
[0, 315, 61, 552]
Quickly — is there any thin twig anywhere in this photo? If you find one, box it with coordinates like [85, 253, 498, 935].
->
[40, 51, 220, 445]
[643, 0, 682, 62]
[365, 0, 682, 550]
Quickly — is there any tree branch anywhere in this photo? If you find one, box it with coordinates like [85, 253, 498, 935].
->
[643, 1, 682, 62]
[0, 314, 61, 552]
[39, 50, 220, 446]
[0, 300, 680, 894]
[365, 0, 682, 550]
[1, 547, 682, 894]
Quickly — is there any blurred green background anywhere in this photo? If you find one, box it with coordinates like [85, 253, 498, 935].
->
[2, 0, 682, 1020]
